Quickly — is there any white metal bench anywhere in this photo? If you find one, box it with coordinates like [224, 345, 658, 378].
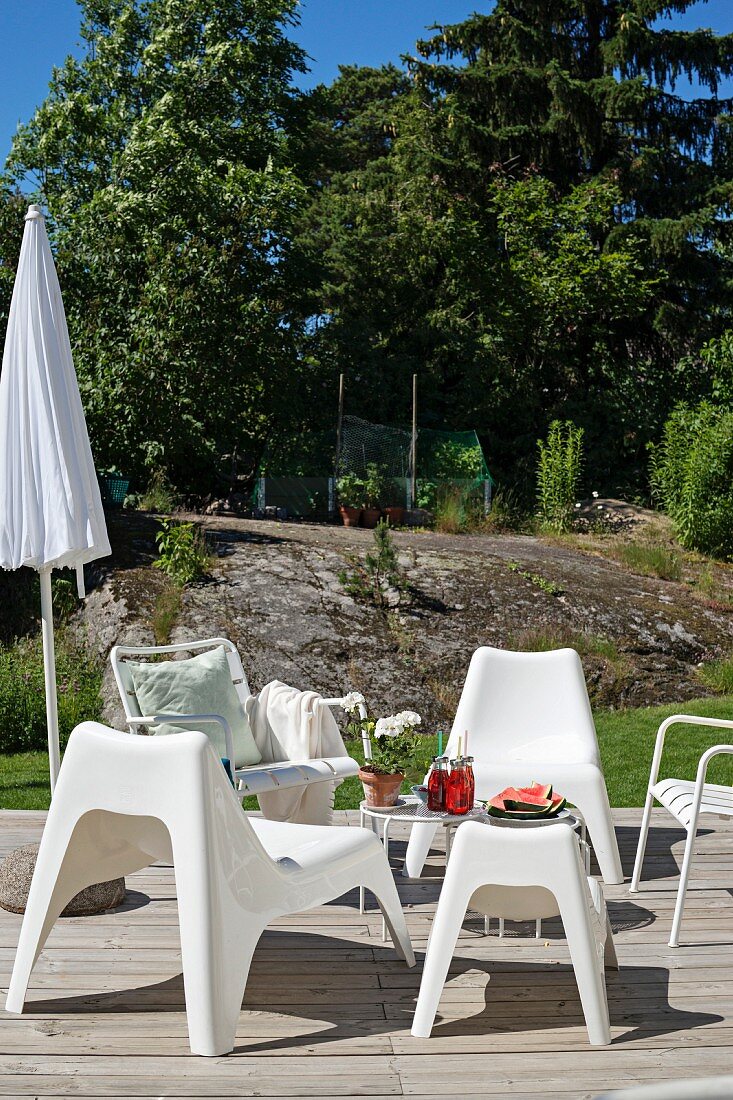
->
[110, 637, 370, 800]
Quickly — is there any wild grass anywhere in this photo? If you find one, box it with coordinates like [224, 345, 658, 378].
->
[614, 541, 682, 581]
[697, 655, 733, 695]
[151, 583, 183, 646]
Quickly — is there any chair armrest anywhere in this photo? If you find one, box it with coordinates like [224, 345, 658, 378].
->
[648, 714, 733, 790]
[126, 713, 235, 771]
[316, 697, 372, 761]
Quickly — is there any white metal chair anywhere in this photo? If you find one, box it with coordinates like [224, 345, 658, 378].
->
[630, 713, 733, 947]
[111, 637, 371, 801]
[412, 818, 618, 1045]
[403, 646, 623, 885]
[6, 721, 414, 1056]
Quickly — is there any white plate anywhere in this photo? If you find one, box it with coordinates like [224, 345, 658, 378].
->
[484, 808, 577, 828]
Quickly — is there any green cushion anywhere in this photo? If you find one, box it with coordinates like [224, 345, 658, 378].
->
[128, 646, 261, 768]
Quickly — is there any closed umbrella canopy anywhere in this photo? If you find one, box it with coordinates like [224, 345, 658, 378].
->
[0, 204, 110, 791]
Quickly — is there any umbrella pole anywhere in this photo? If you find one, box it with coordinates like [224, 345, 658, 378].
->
[39, 569, 61, 794]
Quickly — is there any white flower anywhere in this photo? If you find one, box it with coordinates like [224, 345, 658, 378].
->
[397, 710, 421, 728]
[375, 716, 399, 739]
[575, 502, 581, 509]
[342, 691, 365, 715]
[592, 491, 599, 499]
[597, 504, 603, 510]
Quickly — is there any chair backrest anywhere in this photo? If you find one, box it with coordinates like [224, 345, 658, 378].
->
[111, 637, 252, 723]
[446, 646, 599, 766]
[55, 721, 280, 890]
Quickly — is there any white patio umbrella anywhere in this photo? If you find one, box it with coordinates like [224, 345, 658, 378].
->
[0, 204, 111, 793]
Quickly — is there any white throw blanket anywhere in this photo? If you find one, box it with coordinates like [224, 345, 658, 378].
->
[244, 680, 348, 824]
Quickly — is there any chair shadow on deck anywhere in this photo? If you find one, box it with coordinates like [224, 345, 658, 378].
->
[18, 911, 721, 1056]
[613, 823, 716, 884]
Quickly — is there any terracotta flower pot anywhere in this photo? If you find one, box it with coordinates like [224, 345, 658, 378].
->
[361, 507, 382, 528]
[359, 768, 405, 808]
[339, 505, 362, 527]
[384, 506, 404, 526]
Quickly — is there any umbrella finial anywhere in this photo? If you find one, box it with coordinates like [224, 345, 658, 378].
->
[24, 204, 43, 221]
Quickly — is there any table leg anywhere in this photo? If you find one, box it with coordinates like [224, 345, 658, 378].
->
[445, 825, 452, 864]
[484, 915, 490, 937]
[499, 917, 505, 939]
[381, 818, 392, 941]
[359, 809, 366, 914]
[535, 919, 542, 939]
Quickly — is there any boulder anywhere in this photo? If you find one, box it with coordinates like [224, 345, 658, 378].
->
[0, 844, 126, 916]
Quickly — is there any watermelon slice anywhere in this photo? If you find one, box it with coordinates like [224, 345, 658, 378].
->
[486, 783, 567, 819]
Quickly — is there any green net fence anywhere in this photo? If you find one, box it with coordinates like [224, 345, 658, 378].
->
[258, 416, 493, 516]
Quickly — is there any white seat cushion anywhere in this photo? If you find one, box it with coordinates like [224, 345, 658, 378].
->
[652, 778, 733, 828]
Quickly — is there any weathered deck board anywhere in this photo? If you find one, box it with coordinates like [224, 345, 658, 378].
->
[0, 807, 731, 1098]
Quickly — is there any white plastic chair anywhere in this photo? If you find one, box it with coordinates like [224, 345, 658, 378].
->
[111, 637, 371, 800]
[412, 818, 618, 1045]
[403, 646, 623, 885]
[630, 713, 733, 948]
[6, 721, 414, 1056]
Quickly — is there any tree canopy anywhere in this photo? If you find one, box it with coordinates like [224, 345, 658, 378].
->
[2, 0, 733, 497]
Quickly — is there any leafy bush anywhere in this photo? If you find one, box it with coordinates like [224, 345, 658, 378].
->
[154, 519, 210, 585]
[537, 420, 584, 532]
[429, 440, 484, 480]
[651, 402, 733, 558]
[0, 635, 102, 753]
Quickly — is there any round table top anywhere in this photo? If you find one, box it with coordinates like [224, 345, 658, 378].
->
[359, 797, 580, 830]
[359, 795, 487, 825]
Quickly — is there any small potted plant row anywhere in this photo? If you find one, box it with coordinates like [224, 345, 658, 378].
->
[337, 464, 404, 528]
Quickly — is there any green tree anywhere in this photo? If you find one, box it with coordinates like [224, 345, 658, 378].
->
[295, 1, 733, 495]
[3, 0, 310, 491]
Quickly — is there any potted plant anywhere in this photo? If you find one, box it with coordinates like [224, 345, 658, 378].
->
[361, 463, 389, 528]
[384, 479, 405, 526]
[337, 473, 364, 527]
[344, 697, 425, 807]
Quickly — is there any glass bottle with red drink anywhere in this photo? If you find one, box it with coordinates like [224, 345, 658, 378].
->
[445, 758, 471, 816]
[427, 756, 448, 812]
[464, 755, 475, 810]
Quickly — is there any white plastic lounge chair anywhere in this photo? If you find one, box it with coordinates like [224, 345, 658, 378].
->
[403, 646, 623, 885]
[630, 712, 733, 947]
[6, 721, 415, 1056]
[111, 637, 370, 802]
[412, 817, 617, 1044]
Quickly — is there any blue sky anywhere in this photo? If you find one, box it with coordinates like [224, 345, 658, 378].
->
[1, 0, 732, 166]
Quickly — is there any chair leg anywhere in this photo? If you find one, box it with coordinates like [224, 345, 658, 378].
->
[669, 825, 698, 949]
[604, 913, 619, 970]
[576, 779, 623, 886]
[403, 821, 439, 878]
[412, 882, 474, 1038]
[557, 888, 611, 1046]
[363, 857, 415, 968]
[629, 791, 655, 893]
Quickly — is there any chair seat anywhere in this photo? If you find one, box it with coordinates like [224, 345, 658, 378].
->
[251, 817, 376, 874]
[652, 778, 733, 828]
[235, 756, 359, 795]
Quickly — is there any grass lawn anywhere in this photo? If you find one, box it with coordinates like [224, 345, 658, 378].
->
[4, 695, 733, 812]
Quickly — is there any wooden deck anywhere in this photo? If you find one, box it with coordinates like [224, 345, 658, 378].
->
[0, 808, 731, 1098]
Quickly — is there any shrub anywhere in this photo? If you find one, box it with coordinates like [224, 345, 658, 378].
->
[154, 519, 210, 585]
[537, 420, 584, 532]
[0, 634, 103, 753]
[651, 402, 733, 559]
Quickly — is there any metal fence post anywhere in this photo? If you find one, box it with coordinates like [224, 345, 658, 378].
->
[257, 476, 266, 513]
[484, 479, 493, 515]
